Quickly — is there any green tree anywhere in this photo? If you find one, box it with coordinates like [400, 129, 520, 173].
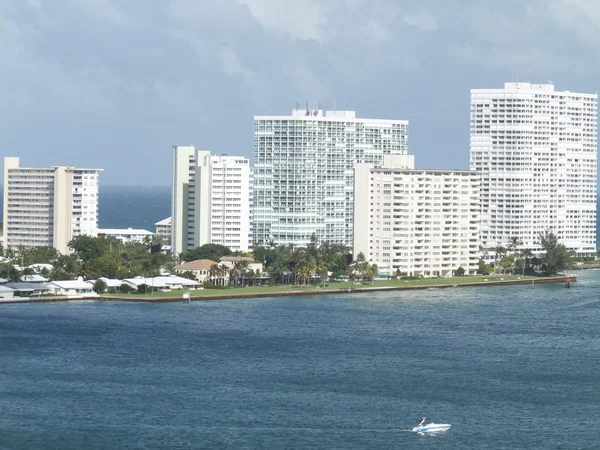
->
[178, 270, 198, 280]
[539, 230, 573, 276]
[182, 244, 232, 262]
[119, 283, 134, 294]
[477, 259, 491, 275]
[1, 264, 21, 282]
[20, 246, 59, 266]
[519, 248, 534, 276]
[93, 279, 107, 294]
[494, 246, 507, 274]
[69, 235, 112, 262]
[455, 266, 466, 276]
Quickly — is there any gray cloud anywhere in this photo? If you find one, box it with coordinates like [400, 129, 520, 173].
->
[0, 0, 598, 185]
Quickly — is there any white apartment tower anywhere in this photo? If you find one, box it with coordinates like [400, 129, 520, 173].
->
[470, 82, 597, 256]
[253, 106, 409, 247]
[171, 146, 250, 255]
[354, 155, 480, 277]
[3, 157, 101, 254]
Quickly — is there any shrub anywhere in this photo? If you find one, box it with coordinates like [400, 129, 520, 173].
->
[119, 283, 134, 294]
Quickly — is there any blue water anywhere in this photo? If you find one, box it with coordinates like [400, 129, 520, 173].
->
[0, 185, 171, 231]
[1, 272, 599, 449]
[97, 185, 171, 230]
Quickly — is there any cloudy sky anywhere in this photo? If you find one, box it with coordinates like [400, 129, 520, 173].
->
[1, 0, 598, 185]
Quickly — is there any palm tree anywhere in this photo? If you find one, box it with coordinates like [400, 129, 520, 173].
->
[520, 248, 534, 276]
[234, 260, 250, 286]
[316, 263, 328, 287]
[508, 236, 523, 256]
[219, 263, 230, 286]
[367, 263, 378, 286]
[209, 263, 220, 285]
[494, 246, 507, 274]
[507, 237, 523, 274]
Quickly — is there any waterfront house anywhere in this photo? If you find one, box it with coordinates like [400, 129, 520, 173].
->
[4, 282, 50, 296]
[121, 276, 170, 291]
[219, 256, 263, 274]
[0, 286, 15, 299]
[154, 275, 201, 290]
[97, 278, 124, 292]
[45, 280, 95, 296]
[173, 259, 228, 285]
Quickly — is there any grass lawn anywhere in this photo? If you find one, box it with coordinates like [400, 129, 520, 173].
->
[101, 274, 541, 299]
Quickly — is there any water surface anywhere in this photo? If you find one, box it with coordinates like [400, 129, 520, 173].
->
[1, 271, 599, 449]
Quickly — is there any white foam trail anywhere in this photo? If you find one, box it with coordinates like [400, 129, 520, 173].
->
[565, 299, 600, 308]
[194, 426, 412, 432]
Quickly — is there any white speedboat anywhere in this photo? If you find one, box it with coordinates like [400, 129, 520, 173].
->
[412, 418, 451, 434]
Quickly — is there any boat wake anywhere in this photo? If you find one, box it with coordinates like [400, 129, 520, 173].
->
[565, 299, 600, 308]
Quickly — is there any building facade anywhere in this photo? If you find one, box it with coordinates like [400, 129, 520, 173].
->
[171, 147, 250, 255]
[253, 107, 409, 247]
[470, 82, 597, 256]
[155, 217, 172, 250]
[3, 157, 101, 254]
[354, 155, 480, 277]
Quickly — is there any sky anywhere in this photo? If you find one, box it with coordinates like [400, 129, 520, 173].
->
[1, 0, 599, 186]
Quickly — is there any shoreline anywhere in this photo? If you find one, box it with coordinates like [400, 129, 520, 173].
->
[0, 275, 576, 305]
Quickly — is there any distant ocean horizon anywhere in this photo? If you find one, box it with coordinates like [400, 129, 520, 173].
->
[0, 185, 171, 232]
[0, 185, 599, 241]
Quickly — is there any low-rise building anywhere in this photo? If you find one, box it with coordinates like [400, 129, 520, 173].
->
[155, 217, 171, 249]
[45, 280, 95, 296]
[21, 274, 49, 284]
[4, 282, 50, 296]
[173, 259, 228, 284]
[97, 278, 124, 292]
[96, 228, 154, 243]
[27, 263, 53, 273]
[0, 286, 15, 299]
[219, 256, 263, 274]
[121, 276, 170, 291]
[353, 155, 480, 277]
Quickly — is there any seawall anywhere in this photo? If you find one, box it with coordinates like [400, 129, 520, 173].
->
[0, 276, 576, 305]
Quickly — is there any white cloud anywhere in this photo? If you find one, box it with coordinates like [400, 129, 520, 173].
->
[361, 19, 392, 41]
[403, 10, 438, 31]
[69, 0, 130, 26]
[218, 49, 257, 84]
[238, 0, 328, 42]
[283, 64, 331, 99]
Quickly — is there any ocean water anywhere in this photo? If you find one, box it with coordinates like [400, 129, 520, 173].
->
[97, 185, 171, 230]
[1, 272, 599, 449]
[0, 185, 171, 231]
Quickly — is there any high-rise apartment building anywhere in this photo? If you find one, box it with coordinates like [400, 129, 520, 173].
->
[253, 107, 409, 247]
[470, 82, 597, 256]
[2, 157, 101, 254]
[171, 146, 250, 255]
[354, 155, 480, 277]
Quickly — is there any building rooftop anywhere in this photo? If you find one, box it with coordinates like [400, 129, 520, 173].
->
[174, 259, 218, 270]
[45, 280, 93, 290]
[97, 228, 154, 236]
[219, 256, 256, 263]
[155, 217, 171, 226]
[21, 274, 49, 283]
